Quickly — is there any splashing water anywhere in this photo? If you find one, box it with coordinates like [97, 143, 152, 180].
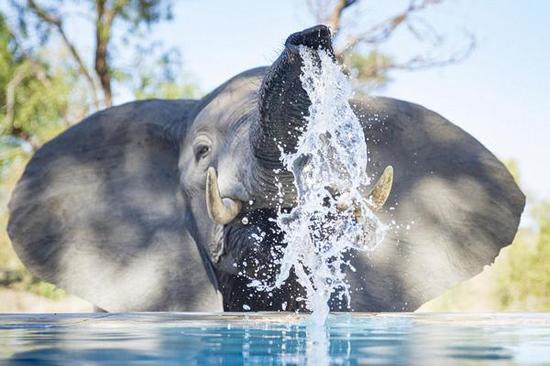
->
[273, 47, 386, 325]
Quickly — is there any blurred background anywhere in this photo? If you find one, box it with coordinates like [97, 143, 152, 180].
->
[0, 0, 548, 312]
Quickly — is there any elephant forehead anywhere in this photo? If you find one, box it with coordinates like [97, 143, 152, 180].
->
[195, 95, 257, 131]
[193, 74, 262, 133]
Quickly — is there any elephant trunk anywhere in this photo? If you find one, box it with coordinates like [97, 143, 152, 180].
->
[251, 25, 334, 206]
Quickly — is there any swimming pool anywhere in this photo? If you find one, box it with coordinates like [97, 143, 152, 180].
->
[1, 313, 549, 365]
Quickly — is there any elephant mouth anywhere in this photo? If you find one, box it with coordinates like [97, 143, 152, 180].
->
[206, 165, 394, 226]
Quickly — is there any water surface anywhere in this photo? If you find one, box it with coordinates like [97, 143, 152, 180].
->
[1, 313, 549, 365]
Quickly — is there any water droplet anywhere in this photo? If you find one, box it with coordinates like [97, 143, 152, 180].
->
[250, 46, 386, 326]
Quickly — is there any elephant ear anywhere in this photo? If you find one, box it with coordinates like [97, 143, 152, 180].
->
[8, 99, 223, 312]
[348, 97, 525, 311]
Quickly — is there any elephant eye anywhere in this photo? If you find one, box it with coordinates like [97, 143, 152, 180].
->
[195, 144, 211, 160]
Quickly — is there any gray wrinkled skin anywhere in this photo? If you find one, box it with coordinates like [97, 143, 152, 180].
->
[8, 26, 524, 312]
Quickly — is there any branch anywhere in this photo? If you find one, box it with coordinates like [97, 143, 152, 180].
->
[345, 31, 475, 89]
[26, 0, 100, 109]
[406, 17, 443, 46]
[105, 0, 130, 29]
[5, 66, 27, 131]
[336, 0, 443, 56]
[25, 0, 60, 25]
[6, 27, 51, 87]
[390, 32, 476, 71]
[326, 0, 358, 38]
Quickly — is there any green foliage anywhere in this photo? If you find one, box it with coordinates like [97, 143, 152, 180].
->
[118, 0, 174, 26]
[28, 281, 66, 300]
[0, 267, 66, 300]
[0, 13, 74, 301]
[9, 0, 185, 108]
[495, 204, 550, 310]
[0, 16, 71, 175]
[11, 0, 173, 44]
[0, 13, 71, 240]
[0, 12, 72, 194]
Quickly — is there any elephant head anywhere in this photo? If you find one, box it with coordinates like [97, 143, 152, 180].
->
[7, 26, 525, 312]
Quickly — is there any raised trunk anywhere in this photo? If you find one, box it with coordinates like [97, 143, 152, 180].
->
[251, 25, 334, 206]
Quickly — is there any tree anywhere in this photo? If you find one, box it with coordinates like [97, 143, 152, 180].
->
[0, 12, 74, 298]
[494, 203, 550, 310]
[306, 0, 476, 90]
[8, 0, 195, 109]
[0, 13, 71, 174]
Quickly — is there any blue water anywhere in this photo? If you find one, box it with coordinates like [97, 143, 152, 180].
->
[1, 313, 549, 365]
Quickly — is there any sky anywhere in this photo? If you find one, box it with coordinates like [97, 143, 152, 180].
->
[143, 0, 549, 207]
[5, 0, 549, 206]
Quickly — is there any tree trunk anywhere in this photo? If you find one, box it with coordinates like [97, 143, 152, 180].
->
[95, 0, 113, 107]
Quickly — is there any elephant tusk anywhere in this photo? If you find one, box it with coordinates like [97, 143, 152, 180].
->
[335, 165, 393, 215]
[367, 165, 393, 211]
[206, 167, 242, 225]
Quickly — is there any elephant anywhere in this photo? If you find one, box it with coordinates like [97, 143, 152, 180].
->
[7, 25, 524, 312]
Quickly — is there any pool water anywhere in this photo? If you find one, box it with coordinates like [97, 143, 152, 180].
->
[1, 313, 549, 365]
